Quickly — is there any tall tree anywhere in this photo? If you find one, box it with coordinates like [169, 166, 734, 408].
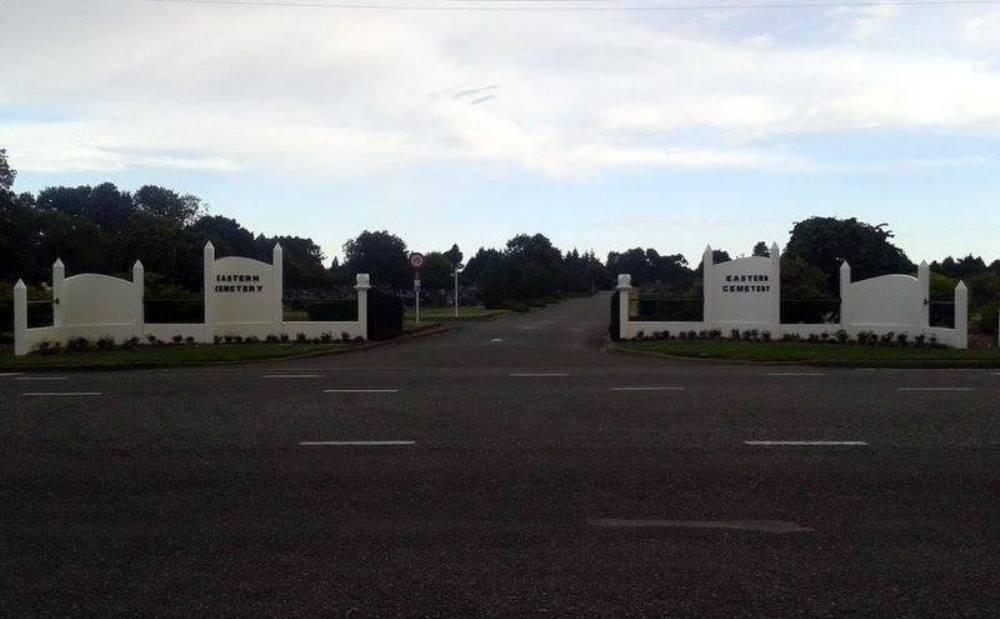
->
[784, 217, 913, 291]
[752, 241, 770, 257]
[342, 230, 410, 289]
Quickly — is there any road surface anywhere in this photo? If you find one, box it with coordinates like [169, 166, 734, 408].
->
[3, 292, 999, 615]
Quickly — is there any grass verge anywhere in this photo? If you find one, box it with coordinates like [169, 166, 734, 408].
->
[615, 339, 1000, 368]
[0, 342, 360, 371]
[405, 306, 511, 322]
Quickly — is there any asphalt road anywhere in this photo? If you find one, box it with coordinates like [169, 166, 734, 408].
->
[3, 292, 999, 616]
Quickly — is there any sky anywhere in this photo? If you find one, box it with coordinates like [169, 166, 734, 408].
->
[2, 0, 1000, 266]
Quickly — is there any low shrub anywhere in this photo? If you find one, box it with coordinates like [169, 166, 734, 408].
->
[341, 331, 351, 342]
[172, 335, 184, 345]
[280, 333, 289, 343]
[730, 329, 741, 340]
[147, 334, 161, 346]
[185, 336, 195, 345]
[97, 336, 115, 351]
[66, 337, 91, 353]
[244, 336, 259, 344]
[123, 336, 141, 349]
[266, 334, 279, 343]
[296, 333, 307, 343]
[320, 332, 333, 343]
[761, 330, 771, 342]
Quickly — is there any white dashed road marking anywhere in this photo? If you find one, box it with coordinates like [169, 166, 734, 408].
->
[897, 387, 975, 392]
[323, 389, 398, 394]
[610, 387, 684, 391]
[766, 372, 825, 377]
[0, 372, 24, 377]
[588, 519, 812, 534]
[745, 440, 868, 446]
[510, 373, 569, 377]
[300, 441, 414, 446]
[23, 392, 102, 397]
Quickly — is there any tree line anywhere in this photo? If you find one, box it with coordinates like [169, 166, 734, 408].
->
[1, 147, 997, 332]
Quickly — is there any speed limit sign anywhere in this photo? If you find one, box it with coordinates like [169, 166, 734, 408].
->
[409, 252, 425, 270]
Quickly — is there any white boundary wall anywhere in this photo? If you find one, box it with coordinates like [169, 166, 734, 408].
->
[617, 244, 969, 349]
[13, 242, 371, 356]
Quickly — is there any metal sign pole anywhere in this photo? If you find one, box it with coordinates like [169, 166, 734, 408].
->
[454, 267, 459, 318]
[415, 277, 421, 325]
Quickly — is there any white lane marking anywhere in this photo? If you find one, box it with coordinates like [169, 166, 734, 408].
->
[16, 376, 68, 381]
[0, 372, 24, 377]
[766, 372, 825, 377]
[588, 519, 812, 534]
[490, 338, 503, 343]
[611, 387, 685, 391]
[263, 374, 321, 379]
[300, 441, 414, 446]
[897, 387, 975, 392]
[510, 373, 569, 377]
[23, 392, 102, 397]
[745, 440, 867, 446]
[323, 389, 398, 394]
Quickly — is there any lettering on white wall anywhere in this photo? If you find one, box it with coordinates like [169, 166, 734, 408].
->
[214, 273, 264, 293]
[722, 273, 771, 293]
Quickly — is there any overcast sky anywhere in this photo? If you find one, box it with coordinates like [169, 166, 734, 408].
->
[3, 0, 1000, 265]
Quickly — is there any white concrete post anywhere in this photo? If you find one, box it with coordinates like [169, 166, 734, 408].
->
[272, 243, 284, 326]
[918, 260, 930, 328]
[954, 281, 968, 349]
[203, 241, 215, 342]
[52, 259, 65, 327]
[133, 260, 145, 331]
[702, 245, 714, 329]
[14, 280, 28, 356]
[770, 242, 781, 338]
[839, 261, 852, 329]
[355, 273, 371, 340]
[616, 274, 632, 339]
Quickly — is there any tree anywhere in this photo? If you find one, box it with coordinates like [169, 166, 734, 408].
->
[752, 241, 769, 257]
[784, 217, 913, 292]
[342, 230, 410, 289]
[0, 147, 15, 194]
[444, 244, 463, 270]
[135, 185, 205, 227]
[418, 252, 454, 289]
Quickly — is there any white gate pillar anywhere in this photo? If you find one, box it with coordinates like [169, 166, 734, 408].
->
[839, 261, 852, 330]
[616, 274, 632, 339]
[702, 245, 714, 330]
[14, 280, 28, 356]
[918, 260, 930, 328]
[133, 260, 145, 332]
[52, 259, 65, 327]
[272, 243, 284, 327]
[203, 241, 215, 343]
[770, 242, 781, 338]
[955, 281, 968, 349]
[355, 273, 371, 340]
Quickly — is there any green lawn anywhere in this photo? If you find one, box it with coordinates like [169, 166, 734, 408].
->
[405, 305, 510, 321]
[617, 339, 1000, 368]
[0, 342, 357, 371]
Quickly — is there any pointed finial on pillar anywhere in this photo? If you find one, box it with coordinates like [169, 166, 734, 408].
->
[956, 280, 967, 291]
[770, 242, 780, 258]
[15, 279, 26, 290]
[840, 260, 851, 272]
[53, 258, 64, 269]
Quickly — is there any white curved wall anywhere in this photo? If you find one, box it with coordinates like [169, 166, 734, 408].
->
[62, 274, 139, 326]
[848, 274, 923, 326]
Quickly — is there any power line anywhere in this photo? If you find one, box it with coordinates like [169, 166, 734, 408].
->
[135, 0, 1000, 12]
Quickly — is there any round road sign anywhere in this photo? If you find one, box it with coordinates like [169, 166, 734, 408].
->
[409, 252, 425, 269]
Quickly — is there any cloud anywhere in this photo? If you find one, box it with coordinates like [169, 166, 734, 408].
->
[3, 2, 1000, 178]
